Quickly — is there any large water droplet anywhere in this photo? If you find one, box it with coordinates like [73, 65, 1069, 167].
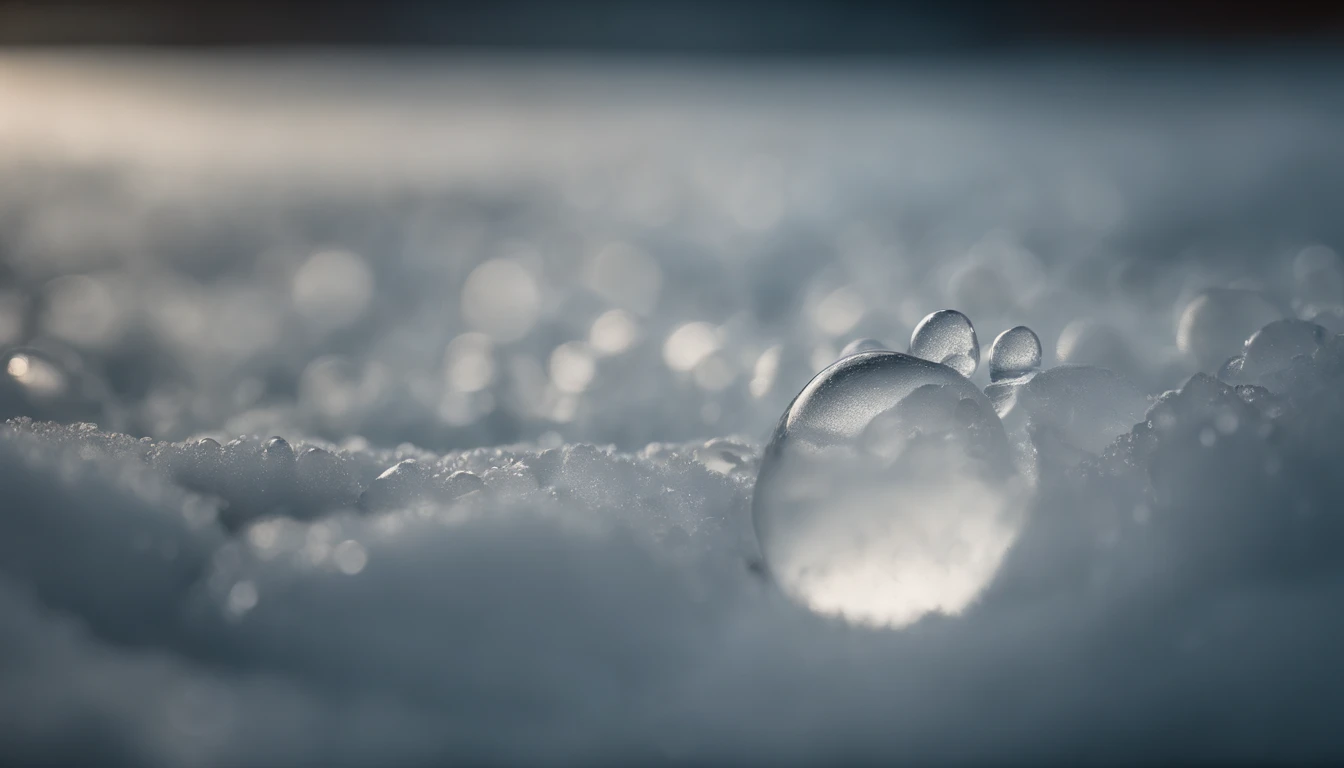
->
[909, 310, 980, 377]
[838, 337, 888, 357]
[1176, 289, 1282, 372]
[752, 351, 1018, 628]
[988, 326, 1042, 382]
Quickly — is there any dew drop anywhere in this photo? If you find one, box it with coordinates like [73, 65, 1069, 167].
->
[988, 326, 1042, 382]
[752, 351, 1017, 628]
[909, 309, 979, 377]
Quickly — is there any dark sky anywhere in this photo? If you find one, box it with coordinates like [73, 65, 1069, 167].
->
[2, 0, 1342, 50]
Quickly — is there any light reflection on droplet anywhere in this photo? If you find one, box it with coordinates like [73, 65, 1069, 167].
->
[909, 309, 980, 377]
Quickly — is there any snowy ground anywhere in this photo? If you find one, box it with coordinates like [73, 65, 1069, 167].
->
[3, 52, 1344, 765]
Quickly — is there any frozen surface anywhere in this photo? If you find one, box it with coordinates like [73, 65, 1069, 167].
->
[3, 52, 1344, 765]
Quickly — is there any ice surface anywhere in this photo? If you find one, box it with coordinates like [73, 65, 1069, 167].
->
[4, 53, 1344, 765]
[908, 310, 980, 377]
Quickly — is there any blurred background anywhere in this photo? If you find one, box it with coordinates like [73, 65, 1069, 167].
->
[3, 0, 1344, 452]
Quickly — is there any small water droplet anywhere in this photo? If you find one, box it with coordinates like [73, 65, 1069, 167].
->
[988, 326, 1042, 382]
[909, 310, 979, 377]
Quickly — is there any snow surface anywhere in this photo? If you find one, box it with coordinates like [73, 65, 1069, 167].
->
[2, 52, 1344, 765]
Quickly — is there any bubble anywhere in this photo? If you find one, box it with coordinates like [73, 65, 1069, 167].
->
[1017, 365, 1149, 456]
[752, 351, 1017, 628]
[1176, 288, 1282, 372]
[988, 326, 1042, 382]
[461, 259, 540, 343]
[262, 436, 294, 461]
[839, 338, 888, 357]
[908, 309, 979, 377]
[1240, 319, 1327, 380]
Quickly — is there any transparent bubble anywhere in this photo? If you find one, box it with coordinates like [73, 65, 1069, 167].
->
[909, 309, 980, 377]
[988, 326, 1042, 382]
[1241, 319, 1326, 380]
[1017, 365, 1149, 457]
[752, 351, 1018, 628]
[838, 338, 888, 357]
[1176, 288, 1282, 372]
[1, 344, 121, 428]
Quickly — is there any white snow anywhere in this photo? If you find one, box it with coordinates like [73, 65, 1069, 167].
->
[1, 52, 1344, 765]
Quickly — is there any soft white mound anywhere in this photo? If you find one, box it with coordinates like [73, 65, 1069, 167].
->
[4, 337, 1344, 767]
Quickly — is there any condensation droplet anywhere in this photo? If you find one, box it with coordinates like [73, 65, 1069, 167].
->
[909, 309, 979, 377]
[988, 326, 1042, 382]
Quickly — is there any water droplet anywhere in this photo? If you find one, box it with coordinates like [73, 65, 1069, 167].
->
[909, 310, 979, 377]
[1241, 319, 1326, 380]
[838, 338, 887, 357]
[359, 459, 427, 513]
[262, 436, 294, 461]
[1176, 289, 1282, 371]
[752, 351, 1016, 628]
[988, 326, 1042, 382]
